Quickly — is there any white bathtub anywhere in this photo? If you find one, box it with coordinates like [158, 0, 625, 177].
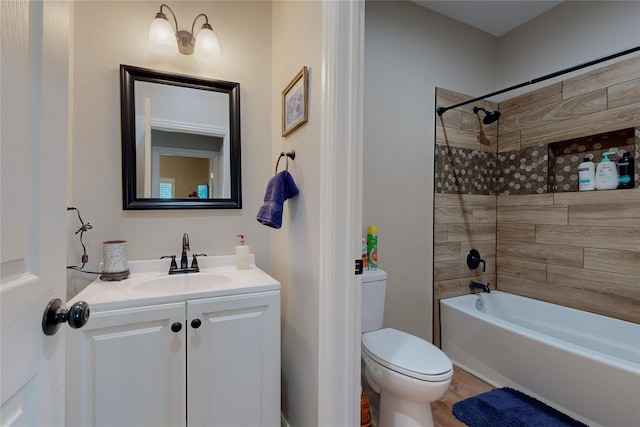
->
[440, 291, 640, 427]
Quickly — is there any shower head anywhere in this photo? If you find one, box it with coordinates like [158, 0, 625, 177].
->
[473, 106, 501, 125]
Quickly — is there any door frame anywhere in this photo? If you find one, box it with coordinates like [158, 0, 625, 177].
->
[318, 1, 365, 425]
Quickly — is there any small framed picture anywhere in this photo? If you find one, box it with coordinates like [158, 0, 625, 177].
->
[282, 66, 308, 137]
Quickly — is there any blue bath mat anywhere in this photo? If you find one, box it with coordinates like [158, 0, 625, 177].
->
[452, 387, 588, 427]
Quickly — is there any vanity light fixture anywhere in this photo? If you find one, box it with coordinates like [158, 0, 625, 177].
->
[148, 4, 221, 64]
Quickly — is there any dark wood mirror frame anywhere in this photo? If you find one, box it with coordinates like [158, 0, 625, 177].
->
[120, 64, 241, 209]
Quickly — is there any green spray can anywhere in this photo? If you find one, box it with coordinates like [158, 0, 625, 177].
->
[367, 225, 377, 270]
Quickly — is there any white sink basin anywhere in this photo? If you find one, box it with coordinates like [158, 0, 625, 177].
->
[131, 273, 233, 293]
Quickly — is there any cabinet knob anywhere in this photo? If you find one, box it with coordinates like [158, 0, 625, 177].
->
[171, 322, 182, 333]
[191, 319, 202, 329]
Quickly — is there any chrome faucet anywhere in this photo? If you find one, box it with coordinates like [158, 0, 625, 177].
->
[181, 233, 190, 269]
[469, 281, 490, 293]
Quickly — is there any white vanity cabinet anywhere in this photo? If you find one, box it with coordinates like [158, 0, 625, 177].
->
[67, 289, 280, 427]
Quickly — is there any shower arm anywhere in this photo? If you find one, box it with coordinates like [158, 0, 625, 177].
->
[436, 45, 640, 116]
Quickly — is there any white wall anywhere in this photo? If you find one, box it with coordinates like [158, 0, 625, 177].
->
[69, 1, 273, 296]
[271, 2, 323, 424]
[363, 1, 497, 341]
[497, 1, 640, 92]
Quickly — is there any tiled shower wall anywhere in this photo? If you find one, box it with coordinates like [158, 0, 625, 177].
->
[434, 55, 640, 345]
[433, 90, 499, 346]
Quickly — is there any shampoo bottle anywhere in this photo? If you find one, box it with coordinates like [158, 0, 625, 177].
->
[367, 226, 378, 270]
[617, 151, 634, 189]
[578, 156, 595, 191]
[235, 234, 250, 270]
[594, 152, 619, 190]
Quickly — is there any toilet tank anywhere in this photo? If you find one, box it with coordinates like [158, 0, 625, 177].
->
[361, 269, 387, 333]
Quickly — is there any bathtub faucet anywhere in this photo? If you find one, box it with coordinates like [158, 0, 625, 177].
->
[469, 281, 490, 293]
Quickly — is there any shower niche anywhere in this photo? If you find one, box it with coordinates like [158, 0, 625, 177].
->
[547, 128, 637, 193]
[497, 127, 638, 195]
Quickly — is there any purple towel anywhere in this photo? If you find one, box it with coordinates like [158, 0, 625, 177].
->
[257, 171, 299, 229]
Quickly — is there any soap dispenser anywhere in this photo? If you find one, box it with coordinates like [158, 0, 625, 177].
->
[235, 234, 250, 270]
[594, 152, 619, 190]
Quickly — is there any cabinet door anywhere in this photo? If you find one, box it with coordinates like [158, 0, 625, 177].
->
[67, 302, 186, 427]
[187, 291, 280, 427]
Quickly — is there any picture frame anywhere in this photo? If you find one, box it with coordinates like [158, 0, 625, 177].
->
[282, 66, 308, 137]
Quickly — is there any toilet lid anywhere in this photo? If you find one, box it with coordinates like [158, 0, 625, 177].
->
[362, 328, 453, 381]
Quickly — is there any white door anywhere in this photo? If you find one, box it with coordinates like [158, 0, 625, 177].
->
[1, 1, 70, 425]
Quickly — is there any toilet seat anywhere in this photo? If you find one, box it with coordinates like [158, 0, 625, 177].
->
[362, 328, 453, 382]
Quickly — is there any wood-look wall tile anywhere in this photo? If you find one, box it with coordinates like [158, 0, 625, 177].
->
[497, 205, 568, 225]
[498, 82, 562, 117]
[562, 55, 640, 100]
[584, 248, 640, 275]
[434, 260, 495, 281]
[520, 103, 640, 148]
[499, 89, 606, 133]
[554, 188, 640, 205]
[435, 126, 497, 152]
[569, 203, 640, 227]
[498, 275, 639, 324]
[472, 206, 497, 223]
[436, 88, 475, 111]
[497, 130, 521, 153]
[447, 224, 496, 241]
[498, 193, 554, 207]
[434, 224, 448, 243]
[608, 78, 640, 109]
[497, 224, 536, 242]
[497, 242, 583, 267]
[547, 264, 640, 299]
[434, 242, 461, 262]
[435, 274, 496, 299]
[497, 257, 547, 282]
[536, 225, 640, 250]
[434, 206, 473, 224]
[436, 111, 463, 132]
[436, 193, 497, 206]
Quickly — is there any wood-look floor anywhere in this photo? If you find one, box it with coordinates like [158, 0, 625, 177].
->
[432, 366, 494, 427]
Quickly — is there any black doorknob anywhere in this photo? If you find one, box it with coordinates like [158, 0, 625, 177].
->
[171, 322, 182, 333]
[191, 319, 202, 329]
[42, 299, 90, 336]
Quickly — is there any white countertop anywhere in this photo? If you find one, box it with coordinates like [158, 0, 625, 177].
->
[70, 255, 280, 311]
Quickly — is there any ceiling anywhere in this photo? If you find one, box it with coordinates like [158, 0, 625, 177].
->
[412, 1, 564, 37]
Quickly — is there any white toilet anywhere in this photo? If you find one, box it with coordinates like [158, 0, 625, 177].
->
[361, 269, 453, 427]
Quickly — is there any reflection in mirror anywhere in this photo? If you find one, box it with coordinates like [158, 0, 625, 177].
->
[121, 65, 241, 209]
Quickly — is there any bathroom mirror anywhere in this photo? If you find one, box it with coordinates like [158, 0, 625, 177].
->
[120, 64, 241, 209]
